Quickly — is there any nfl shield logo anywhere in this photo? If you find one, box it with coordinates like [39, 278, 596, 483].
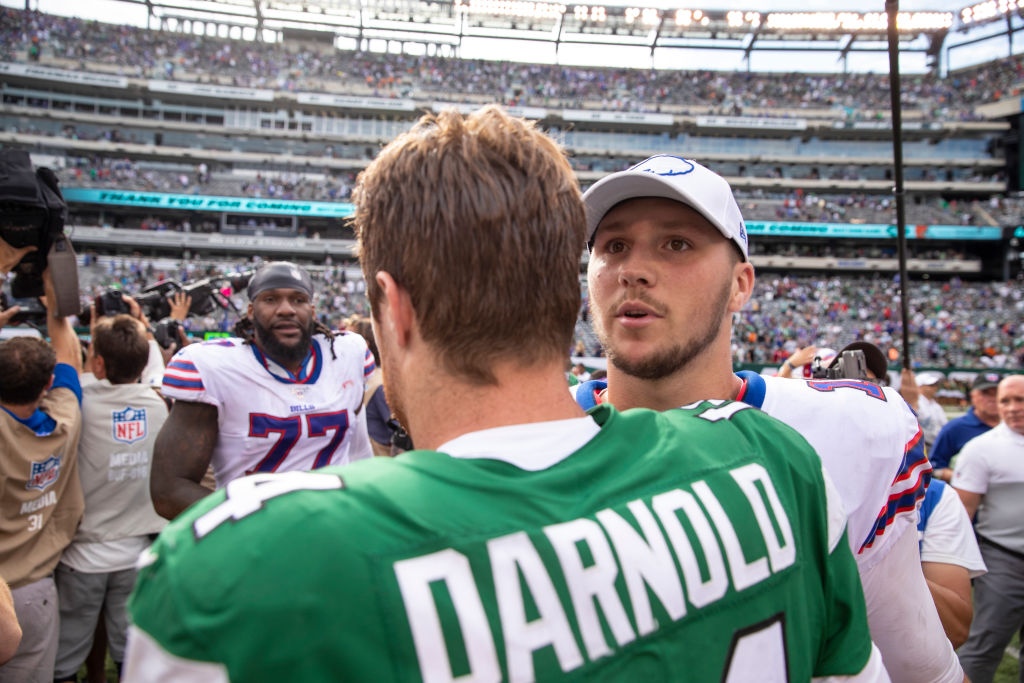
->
[112, 406, 147, 444]
[27, 456, 60, 492]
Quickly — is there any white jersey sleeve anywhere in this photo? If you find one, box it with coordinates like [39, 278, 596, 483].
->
[858, 527, 964, 683]
[160, 339, 233, 408]
[920, 483, 987, 578]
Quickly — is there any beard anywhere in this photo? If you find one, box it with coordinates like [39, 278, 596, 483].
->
[252, 317, 314, 367]
[597, 278, 732, 381]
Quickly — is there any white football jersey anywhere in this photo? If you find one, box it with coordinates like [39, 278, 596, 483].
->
[736, 372, 928, 568]
[162, 333, 375, 488]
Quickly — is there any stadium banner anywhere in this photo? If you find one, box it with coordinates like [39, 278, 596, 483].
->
[0, 62, 128, 89]
[561, 109, 674, 126]
[746, 221, 1002, 240]
[432, 101, 549, 120]
[147, 80, 273, 102]
[749, 255, 982, 273]
[696, 115, 807, 131]
[69, 226, 356, 256]
[297, 92, 415, 111]
[832, 120, 944, 131]
[63, 188, 354, 218]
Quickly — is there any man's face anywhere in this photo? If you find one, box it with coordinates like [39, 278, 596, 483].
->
[997, 377, 1024, 435]
[247, 287, 315, 367]
[586, 197, 745, 381]
[919, 383, 939, 399]
[971, 386, 1000, 423]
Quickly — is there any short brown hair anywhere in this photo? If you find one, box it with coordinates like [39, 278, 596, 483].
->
[0, 336, 56, 405]
[353, 105, 585, 384]
[93, 315, 149, 384]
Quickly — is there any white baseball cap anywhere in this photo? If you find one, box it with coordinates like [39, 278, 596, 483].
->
[915, 371, 945, 386]
[582, 154, 749, 261]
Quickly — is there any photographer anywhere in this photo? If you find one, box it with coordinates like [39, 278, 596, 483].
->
[0, 245, 84, 683]
[53, 312, 168, 683]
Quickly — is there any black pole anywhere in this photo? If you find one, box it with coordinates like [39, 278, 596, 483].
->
[886, 0, 912, 371]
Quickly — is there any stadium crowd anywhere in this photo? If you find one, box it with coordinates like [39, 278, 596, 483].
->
[2, 6, 1023, 118]
[67, 254, 1024, 371]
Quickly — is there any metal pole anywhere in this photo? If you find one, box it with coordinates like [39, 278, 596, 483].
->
[886, 0, 912, 371]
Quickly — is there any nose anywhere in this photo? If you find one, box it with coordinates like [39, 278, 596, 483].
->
[276, 298, 297, 316]
[617, 252, 655, 288]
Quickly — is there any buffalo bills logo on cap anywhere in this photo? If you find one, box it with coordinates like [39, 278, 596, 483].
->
[631, 155, 695, 177]
[112, 406, 147, 444]
[27, 456, 60, 492]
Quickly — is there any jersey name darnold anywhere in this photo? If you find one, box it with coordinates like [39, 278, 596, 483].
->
[394, 462, 795, 683]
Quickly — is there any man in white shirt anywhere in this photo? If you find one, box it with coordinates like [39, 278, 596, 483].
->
[953, 374, 1024, 683]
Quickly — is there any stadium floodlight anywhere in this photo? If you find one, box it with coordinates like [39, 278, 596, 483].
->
[960, 0, 1022, 26]
[765, 10, 952, 33]
[727, 11, 761, 28]
[452, 0, 567, 20]
[572, 5, 606, 22]
[674, 9, 709, 27]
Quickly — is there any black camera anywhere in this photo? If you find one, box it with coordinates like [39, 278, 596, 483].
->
[152, 318, 184, 350]
[813, 349, 869, 382]
[96, 289, 131, 317]
[0, 150, 79, 315]
[0, 287, 48, 326]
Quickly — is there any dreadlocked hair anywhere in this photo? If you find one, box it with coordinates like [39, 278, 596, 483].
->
[231, 318, 339, 360]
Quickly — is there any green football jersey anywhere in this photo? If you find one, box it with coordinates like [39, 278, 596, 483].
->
[126, 402, 872, 682]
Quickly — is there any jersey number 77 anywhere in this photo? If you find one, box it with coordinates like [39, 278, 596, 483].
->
[247, 411, 350, 474]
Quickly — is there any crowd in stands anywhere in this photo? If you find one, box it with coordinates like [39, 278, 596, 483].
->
[4, 6, 1024, 118]
[732, 276, 1024, 370]
[574, 274, 1024, 371]
[70, 255, 1024, 370]
[53, 162, 357, 203]
[738, 192, 992, 226]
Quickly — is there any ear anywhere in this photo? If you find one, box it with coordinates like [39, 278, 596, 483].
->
[728, 261, 755, 313]
[91, 353, 107, 380]
[374, 271, 415, 349]
[246, 301, 254, 320]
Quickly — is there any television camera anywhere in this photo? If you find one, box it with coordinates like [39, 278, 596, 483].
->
[0, 149, 79, 323]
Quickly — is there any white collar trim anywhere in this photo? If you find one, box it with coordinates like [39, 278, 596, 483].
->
[437, 416, 601, 472]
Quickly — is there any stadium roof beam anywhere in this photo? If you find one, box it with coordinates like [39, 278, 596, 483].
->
[838, 34, 856, 72]
[741, 24, 764, 70]
[649, 14, 664, 57]
[253, 0, 265, 39]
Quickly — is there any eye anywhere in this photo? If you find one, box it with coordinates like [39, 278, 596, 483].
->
[603, 239, 627, 255]
[667, 238, 688, 252]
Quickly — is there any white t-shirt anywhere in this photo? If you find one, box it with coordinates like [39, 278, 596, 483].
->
[952, 422, 1024, 556]
[918, 480, 986, 578]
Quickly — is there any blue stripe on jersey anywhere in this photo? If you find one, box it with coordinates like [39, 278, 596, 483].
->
[735, 370, 767, 408]
[573, 380, 608, 411]
[363, 348, 376, 377]
[163, 376, 205, 390]
[860, 434, 929, 552]
[167, 360, 198, 372]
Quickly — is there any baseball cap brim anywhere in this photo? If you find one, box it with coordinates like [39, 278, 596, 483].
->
[971, 373, 1002, 391]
